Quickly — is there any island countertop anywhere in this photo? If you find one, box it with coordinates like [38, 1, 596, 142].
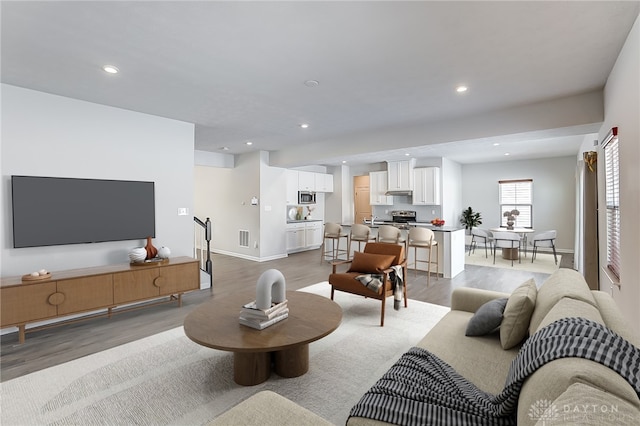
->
[408, 222, 465, 232]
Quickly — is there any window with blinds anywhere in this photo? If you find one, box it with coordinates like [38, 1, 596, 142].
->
[499, 179, 533, 228]
[602, 127, 620, 280]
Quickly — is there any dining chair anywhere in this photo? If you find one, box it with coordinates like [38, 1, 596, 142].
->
[530, 230, 558, 264]
[469, 227, 492, 258]
[492, 231, 522, 266]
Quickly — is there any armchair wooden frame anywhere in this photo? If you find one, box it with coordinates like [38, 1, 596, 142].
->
[328, 242, 407, 326]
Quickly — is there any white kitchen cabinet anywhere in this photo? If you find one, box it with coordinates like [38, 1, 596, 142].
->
[286, 170, 299, 205]
[387, 159, 415, 191]
[286, 223, 306, 252]
[287, 221, 323, 253]
[305, 221, 323, 248]
[369, 171, 393, 205]
[413, 167, 441, 205]
[298, 171, 315, 191]
[314, 173, 334, 193]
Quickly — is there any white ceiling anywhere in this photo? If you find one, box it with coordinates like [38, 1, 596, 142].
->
[2, 1, 638, 167]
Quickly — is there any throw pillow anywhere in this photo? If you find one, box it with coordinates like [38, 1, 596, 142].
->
[465, 298, 509, 336]
[500, 278, 537, 349]
[347, 251, 396, 273]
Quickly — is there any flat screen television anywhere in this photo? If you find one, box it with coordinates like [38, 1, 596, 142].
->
[11, 175, 155, 248]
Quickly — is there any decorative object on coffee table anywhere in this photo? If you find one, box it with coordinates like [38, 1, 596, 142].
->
[239, 269, 289, 330]
[144, 236, 158, 259]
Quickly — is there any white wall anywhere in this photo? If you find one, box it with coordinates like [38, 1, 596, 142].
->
[599, 13, 640, 334]
[461, 156, 576, 251]
[194, 151, 289, 261]
[441, 158, 462, 227]
[1, 85, 195, 276]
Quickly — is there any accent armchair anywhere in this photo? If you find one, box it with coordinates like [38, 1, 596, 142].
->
[328, 242, 407, 326]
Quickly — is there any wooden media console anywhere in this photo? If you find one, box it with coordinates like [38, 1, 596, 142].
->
[0, 256, 199, 343]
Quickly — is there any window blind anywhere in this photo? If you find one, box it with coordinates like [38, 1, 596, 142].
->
[499, 179, 532, 228]
[603, 128, 620, 279]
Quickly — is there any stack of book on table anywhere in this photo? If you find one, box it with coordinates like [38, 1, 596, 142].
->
[239, 299, 289, 330]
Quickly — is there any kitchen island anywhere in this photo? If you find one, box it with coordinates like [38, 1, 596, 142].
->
[408, 223, 465, 279]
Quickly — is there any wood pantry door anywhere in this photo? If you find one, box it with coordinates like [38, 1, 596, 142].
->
[354, 175, 371, 225]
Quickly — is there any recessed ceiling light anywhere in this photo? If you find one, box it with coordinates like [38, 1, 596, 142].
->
[456, 85, 468, 93]
[342, 160, 347, 164]
[504, 152, 510, 156]
[493, 143, 500, 146]
[404, 153, 410, 156]
[246, 141, 253, 146]
[102, 65, 119, 74]
[300, 123, 309, 129]
[219, 146, 229, 151]
[304, 80, 319, 87]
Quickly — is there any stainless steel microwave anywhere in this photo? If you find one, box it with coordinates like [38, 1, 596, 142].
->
[298, 191, 316, 204]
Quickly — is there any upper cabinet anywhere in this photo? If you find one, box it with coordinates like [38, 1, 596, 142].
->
[412, 167, 441, 205]
[298, 171, 315, 191]
[286, 170, 299, 204]
[286, 170, 334, 200]
[386, 159, 415, 191]
[315, 173, 334, 192]
[370, 171, 393, 205]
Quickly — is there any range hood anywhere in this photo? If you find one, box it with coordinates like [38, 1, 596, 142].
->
[385, 190, 413, 196]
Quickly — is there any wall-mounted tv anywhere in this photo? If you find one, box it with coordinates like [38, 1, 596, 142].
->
[11, 176, 155, 248]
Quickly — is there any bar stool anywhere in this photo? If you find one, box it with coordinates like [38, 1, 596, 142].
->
[377, 225, 407, 252]
[347, 224, 375, 258]
[320, 223, 349, 263]
[408, 227, 439, 286]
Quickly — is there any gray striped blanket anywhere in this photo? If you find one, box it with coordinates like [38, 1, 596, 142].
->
[349, 317, 640, 425]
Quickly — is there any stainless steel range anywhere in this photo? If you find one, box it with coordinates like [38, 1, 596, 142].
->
[380, 210, 416, 229]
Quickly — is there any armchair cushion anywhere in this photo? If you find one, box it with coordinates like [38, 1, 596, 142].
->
[347, 251, 396, 274]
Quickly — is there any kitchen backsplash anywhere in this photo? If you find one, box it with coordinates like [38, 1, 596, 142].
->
[371, 204, 442, 223]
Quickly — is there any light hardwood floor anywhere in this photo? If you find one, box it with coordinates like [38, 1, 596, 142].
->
[0, 249, 572, 382]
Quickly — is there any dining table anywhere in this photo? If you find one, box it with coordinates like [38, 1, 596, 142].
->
[489, 227, 535, 259]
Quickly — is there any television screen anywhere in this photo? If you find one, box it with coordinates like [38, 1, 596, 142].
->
[11, 176, 155, 248]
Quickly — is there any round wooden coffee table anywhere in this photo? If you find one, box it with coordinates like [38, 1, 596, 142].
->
[184, 290, 342, 386]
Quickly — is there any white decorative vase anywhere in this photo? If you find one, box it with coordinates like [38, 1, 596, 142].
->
[128, 247, 147, 263]
[157, 246, 171, 259]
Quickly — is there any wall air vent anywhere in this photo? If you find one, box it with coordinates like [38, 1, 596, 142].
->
[239, 230, 249, 247]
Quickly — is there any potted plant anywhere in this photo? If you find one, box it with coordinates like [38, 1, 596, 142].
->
[460, 207, 482, 234]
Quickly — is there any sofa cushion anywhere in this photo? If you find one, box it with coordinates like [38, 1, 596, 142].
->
[347, 251, 396, 273]
[528, 268, 598, 335]
[501, 278, 537, 349]
[534, 297, 604, 333]
[329, 272, 386, 295]
[517, 357, 640, 425]
[465, 298, 508, 336]
[417, 310, 520, 394]
[207, 390, 333, 426]
[592, 290, 640, 347]
[533, 383, 640, 426]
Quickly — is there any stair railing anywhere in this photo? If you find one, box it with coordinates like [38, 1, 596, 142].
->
[194, 216, 213, 290]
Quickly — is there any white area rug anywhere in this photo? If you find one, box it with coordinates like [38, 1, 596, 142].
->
[466, 248, 560, 275]
[0, 283, 449, 426]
